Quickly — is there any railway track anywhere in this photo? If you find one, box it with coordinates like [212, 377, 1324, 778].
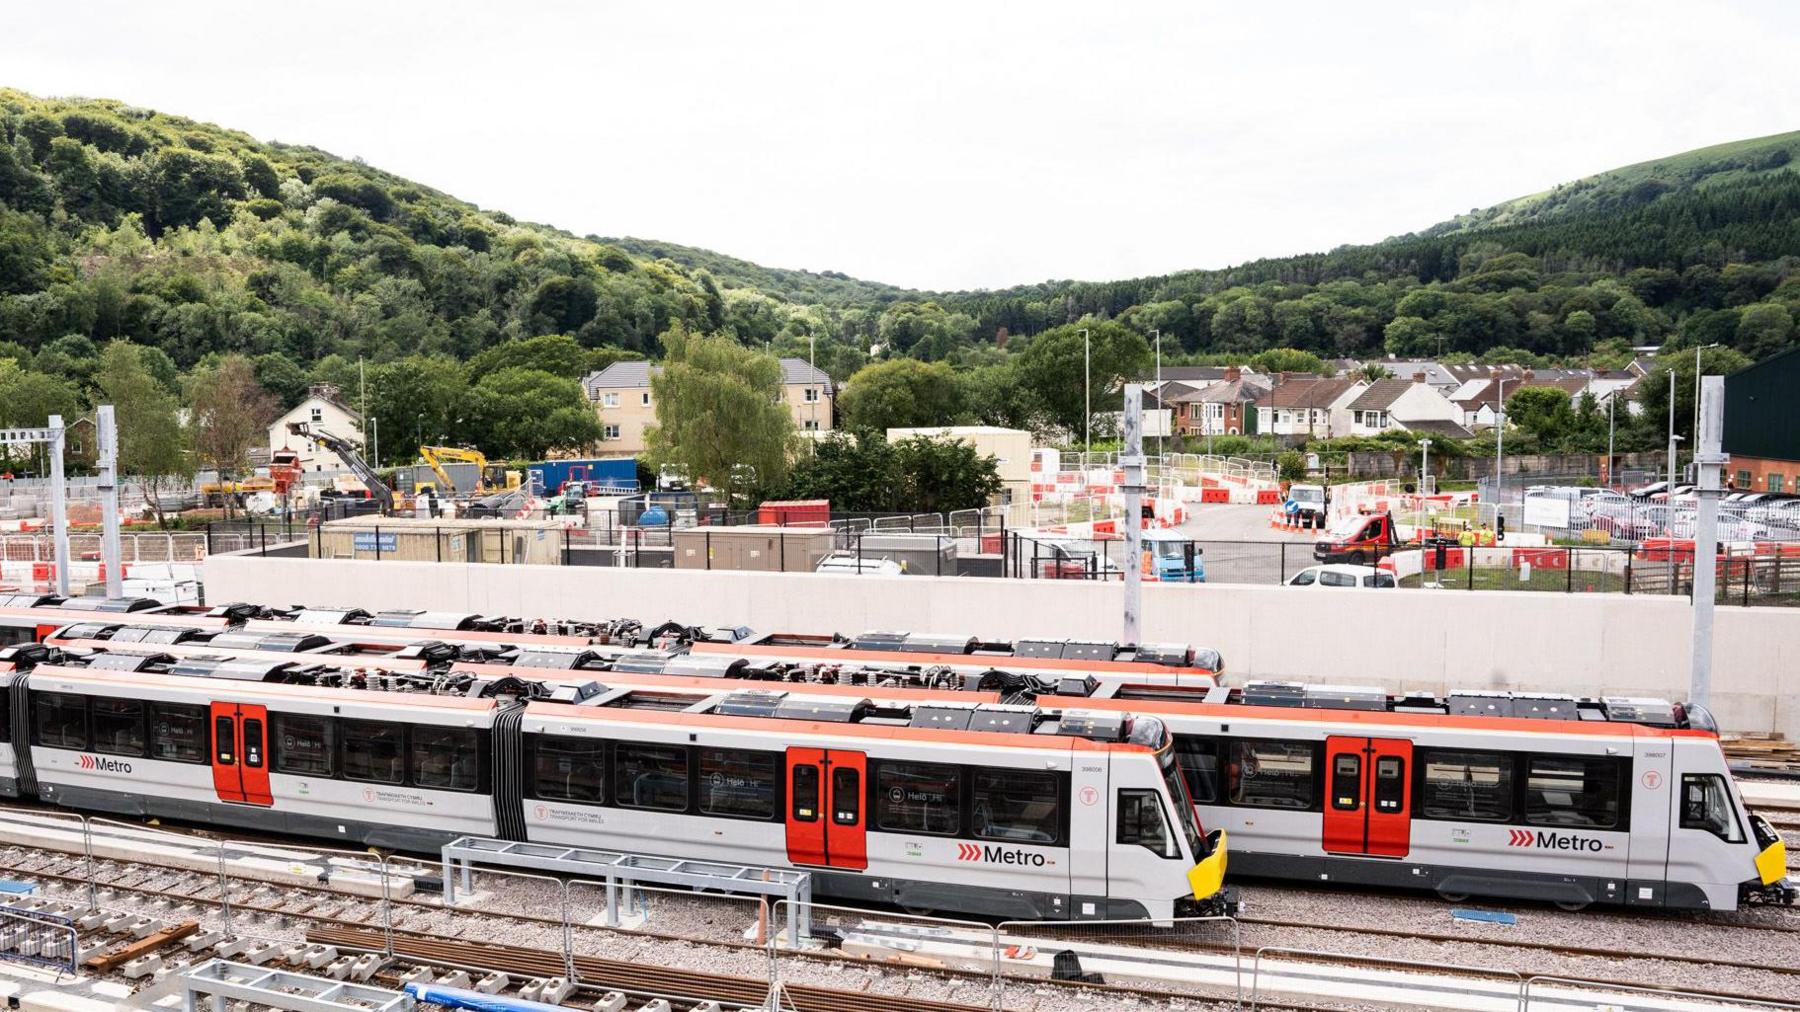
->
[13, 849, 1799, 1012]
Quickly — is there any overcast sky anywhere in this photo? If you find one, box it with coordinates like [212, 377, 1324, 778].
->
[6, 1, 1798, 291]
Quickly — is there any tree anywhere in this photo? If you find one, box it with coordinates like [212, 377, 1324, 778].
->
[646, 324, 794, 500]
[892, 436, 1003, 514]
[1736, 303, 1793, 360]
[465, 368, 601, 460]
[187, 355, 276, 518]
[1631, 345, 1753, 443]
[466, 334, 596, 380]
[253, 352, 310, 408]
[1250, 347, 1326, 375]
[1503, 386, 1578, 447]
[368, 356, 471, 463]
[779, 433, 901, 512]
[838, 359, 964, 432]
[957, 361, 1040, 431]
[1016, 320, 1150, 440]
[95, 340, 191, 527]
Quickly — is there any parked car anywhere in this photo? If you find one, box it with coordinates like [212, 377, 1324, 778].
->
[1286, 564, 1396, 588]
[1628, 480, 1670, 500]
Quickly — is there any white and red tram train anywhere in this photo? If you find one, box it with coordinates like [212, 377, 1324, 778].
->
[1, 662, 1228, 921]
[1046, 684, 1792, 911]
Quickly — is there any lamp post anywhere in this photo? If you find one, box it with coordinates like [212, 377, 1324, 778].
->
[1692, 343, 1719, 444]
[1418, 438, 1432, 494]
[1606, 394, 1615, 489]
[1081, 326, 1091, 466]
[1152, 328, 1163, 463]
[1667, 365, 1681, 595]
[808, 332, 817, 456]
[1493, 377, 1507, 502]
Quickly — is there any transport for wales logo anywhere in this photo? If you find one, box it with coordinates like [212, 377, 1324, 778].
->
[1507, 829, 1604, 852]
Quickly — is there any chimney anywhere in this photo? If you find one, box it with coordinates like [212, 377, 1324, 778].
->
[1225, 367, 1241, 382]
[1412, 372, 1427, 384]
[309, 383, 340, 403]
[1522, 369, 1536, 382]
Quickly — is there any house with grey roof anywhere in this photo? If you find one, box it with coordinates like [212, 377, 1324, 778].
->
[582, 358, 834, 454]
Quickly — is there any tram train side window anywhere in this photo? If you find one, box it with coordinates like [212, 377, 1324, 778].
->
[1417, 749, 1513, 822]
[613, 742, 689, 811]
[272, 714, 335, 776]
[874, 761, 961, 836]
[410, 725, 481, 793]
[697, 747, 779, 820]
[91, 699, 146, 757]
[340, 719, 404, 785]
[1227, 739, 1320, 810]
[1116, 788, 1177, 858]
[32, 692, 88, 749]
[1524, 755, 1625, 830]
[1174, 736, 1221, 803]
[1679, 774, 1745, 843]
[972, 769, 1065, 845]
[530, 735, 605, 804]
[150, 703, 208, 764]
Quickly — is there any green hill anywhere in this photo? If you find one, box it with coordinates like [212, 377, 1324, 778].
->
[0, 87, 1796, 451]
[1412, 130, 1800, 238]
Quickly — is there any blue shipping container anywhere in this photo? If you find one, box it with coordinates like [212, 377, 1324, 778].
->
[527, 458, 638, 496]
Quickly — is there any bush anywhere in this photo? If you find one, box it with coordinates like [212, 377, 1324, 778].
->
[1277, 450, 1306, 482]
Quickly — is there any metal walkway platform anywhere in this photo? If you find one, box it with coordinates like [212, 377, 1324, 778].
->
[441, 837, 813, 943]
[181, 960, 414, 1012]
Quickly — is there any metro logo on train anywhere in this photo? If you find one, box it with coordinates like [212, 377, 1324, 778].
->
[956, 843, 1050, 866]
[76, 754, 132, 774]
[1506, 829, 1605, 852]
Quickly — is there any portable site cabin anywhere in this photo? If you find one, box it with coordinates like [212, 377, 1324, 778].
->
[315, 516, 566, 564]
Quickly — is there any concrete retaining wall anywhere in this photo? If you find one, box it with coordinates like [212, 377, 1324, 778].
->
[204, 554, 1800, 738]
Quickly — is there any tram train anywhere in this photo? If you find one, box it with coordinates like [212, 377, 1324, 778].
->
[0, 657, 1229, 922]
[6, 601, 1792, 912]
[0, 597, 1223, 691]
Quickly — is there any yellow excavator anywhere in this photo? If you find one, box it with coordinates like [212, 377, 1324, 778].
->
[417, 445, 521, 496]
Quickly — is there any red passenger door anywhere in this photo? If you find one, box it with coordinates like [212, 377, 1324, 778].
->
[1322, 737, 1412, 858]
[784, 748, 867, 871]
[210, 702, 274, 807]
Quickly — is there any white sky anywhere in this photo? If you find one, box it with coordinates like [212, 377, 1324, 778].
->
[6, 1, 1798, 291]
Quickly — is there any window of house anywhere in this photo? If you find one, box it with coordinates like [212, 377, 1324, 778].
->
[804, 387, 820, 403]
[641, 392, 651, 406]
[1736, 470, 1751, 488]
[803, 420, 819, 431]
[602, 424, 621, 441]
[602, 393, 619, 408]
[1770, 474, 1786, 493]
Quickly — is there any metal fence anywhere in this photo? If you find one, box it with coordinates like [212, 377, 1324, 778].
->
[0, 903, 79, 975]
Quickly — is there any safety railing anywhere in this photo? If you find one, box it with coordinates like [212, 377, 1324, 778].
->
[0, 903, 79, 976]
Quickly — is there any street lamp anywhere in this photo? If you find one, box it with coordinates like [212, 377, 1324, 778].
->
[1606, 394, 1615, 489]
[1493, 377, 1507, 501]
[1692, 343, 1719, 443]
[808, 332, 817, 457]
[1081, 326, 1091, 465]
[1418, 438, 1433, 493]
[1151, 328, 1163, 463]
